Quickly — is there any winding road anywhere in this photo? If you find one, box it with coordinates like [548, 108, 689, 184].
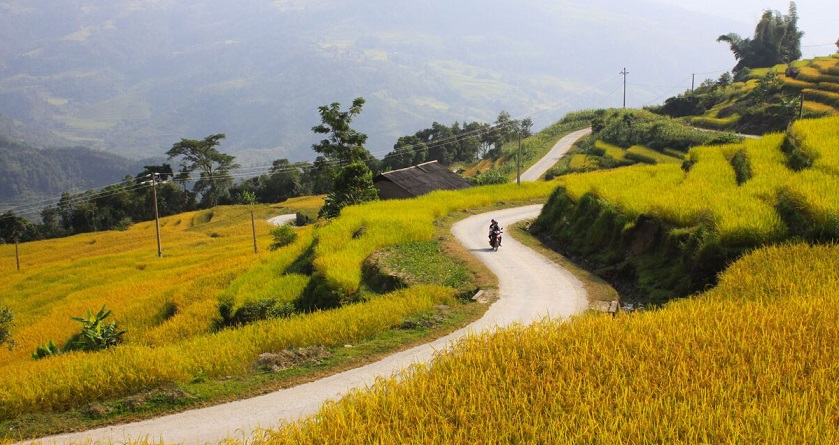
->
[521, 127, 591, 182]
[34, 130, 590, 445]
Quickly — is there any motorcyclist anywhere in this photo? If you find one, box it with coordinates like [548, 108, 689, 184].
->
[489, 219, 502, 247]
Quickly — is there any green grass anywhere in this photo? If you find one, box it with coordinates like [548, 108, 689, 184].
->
[373, 241, 473, 290]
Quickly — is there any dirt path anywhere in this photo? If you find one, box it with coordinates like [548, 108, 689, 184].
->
[36, 206, 587, 445]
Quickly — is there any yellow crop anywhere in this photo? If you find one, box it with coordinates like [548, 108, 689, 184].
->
[261, 243, 839, 444]
[790, 115, 839, 174]
[557, 131, 811, 245]
[0, 181, 558, 419]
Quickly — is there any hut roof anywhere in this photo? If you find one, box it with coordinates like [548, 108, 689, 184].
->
[374, 161, 472, 199]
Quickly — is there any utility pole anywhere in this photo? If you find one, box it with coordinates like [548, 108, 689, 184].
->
[691, 73, 695, 92]
[799, 90, 805, 120]
[151, 173, 163, 258]
[251, 210, 258, 254]
[620, 68, 629, 108]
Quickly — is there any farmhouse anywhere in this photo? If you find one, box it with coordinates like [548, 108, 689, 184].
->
[374, 161, 472, 200]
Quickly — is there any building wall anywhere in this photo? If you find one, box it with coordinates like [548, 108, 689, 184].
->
[374, 180, 415, 200]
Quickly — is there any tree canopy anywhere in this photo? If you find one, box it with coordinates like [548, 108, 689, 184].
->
[166, 134, 240, 207]
[717, 2, 803, 78]
[312, 98, 370, 165]
[311, 98, 379, 218]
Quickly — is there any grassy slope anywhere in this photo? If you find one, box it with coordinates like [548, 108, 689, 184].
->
[688, 54, 839, 133]
[262, 243, 839, 444]
[248, 101, 839, 445]
[4, 56, 839, 443]
[2, 175, 598, 438]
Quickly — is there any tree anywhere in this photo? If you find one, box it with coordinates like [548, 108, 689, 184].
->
[265, 159, 304, 202]
[424, 122, 458, 165]
[166, 134, 240, 208]
[319, 162, 379, 218]
[57, 192, 74, 232]
[483, 111, 530, 160]
[301, 157, 337, 196]
[312, 98, 369, 165]
[311, 98, 379, 218]
[717, 2, 803, 78]
[0, 211, 28, 244]
[39, 205, 64, 239]
[32, 305, 125, 359]
[382, 135, 428, 171]
[66, 305, 125, 352]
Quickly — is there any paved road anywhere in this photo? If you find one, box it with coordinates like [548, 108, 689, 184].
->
[520, 127, 591, 182]
[266, 214, 296, 226]
[34, 129, 594, 445]
[35, 206, 587, 445]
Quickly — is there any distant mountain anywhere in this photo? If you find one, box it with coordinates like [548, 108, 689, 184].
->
[0, 0, 741, 167]
[0, 132, 154, 216]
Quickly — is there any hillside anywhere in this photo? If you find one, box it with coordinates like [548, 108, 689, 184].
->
[532, 114, 839, 303]
[0, 182, 559, 438]
[0, 135, 152, 215]
[653, 53, 839, 134]
[0, 0, 740, 166]
[1, 109, 838, 442]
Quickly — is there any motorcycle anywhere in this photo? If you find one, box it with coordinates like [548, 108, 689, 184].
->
[489, 228, 503, 251]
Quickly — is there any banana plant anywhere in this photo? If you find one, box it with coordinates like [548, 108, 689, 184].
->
[67, 305, 126, 352]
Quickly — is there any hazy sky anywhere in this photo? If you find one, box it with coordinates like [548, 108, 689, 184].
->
[652, 0, 836, 59]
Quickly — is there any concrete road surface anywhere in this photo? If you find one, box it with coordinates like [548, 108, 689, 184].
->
[34, 205, 587, 445]
[520, 127, 591, 182]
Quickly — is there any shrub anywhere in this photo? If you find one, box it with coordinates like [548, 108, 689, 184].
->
[0, 303, 13, 350]
[32, 305, 126, 359]
[32, 340, 60, 359]
[269, 225, 298, 251]
[728, 149, 753, 185]
[65, 305, 126, 352]
[467, 169, 509, 185]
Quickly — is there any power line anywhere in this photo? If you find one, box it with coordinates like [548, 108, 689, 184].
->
[0, 72, 625, 219]
[802, 42, 837, 48]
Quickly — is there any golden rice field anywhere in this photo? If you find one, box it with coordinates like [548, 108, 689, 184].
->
[789, 115, 839, 174]
[568, 154, 597, 170]
[625, 144, 683, 165]
[0, 183, 557, 419]
[259, 242, 839, 444]
[557, 116, 839, 246]
[595, 140, 626, 160]
[312, 182, 559, 298]
[758, 55, 839, 114]
[2, 114, 837, 440]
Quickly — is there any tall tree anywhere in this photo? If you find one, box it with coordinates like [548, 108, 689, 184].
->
[0, 211, 28, 244]
[311, 98, 378, 218]
[262, 158, 303, 203]
[166, 134, 240, 208]
[382, 135, 428, 171]
[717, 2, 803, 78]
[312, 98, 369, 165]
